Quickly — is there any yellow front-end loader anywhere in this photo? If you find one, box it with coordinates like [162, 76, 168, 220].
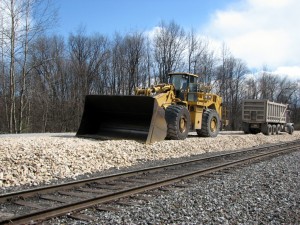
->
[77, 72, 222, 143]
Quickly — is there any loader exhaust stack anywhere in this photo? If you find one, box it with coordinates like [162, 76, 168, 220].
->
[76, 95, 167, 144]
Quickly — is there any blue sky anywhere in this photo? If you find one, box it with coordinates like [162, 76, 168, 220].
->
[57, 0, 300, 80]
[57, 0, 236, 36]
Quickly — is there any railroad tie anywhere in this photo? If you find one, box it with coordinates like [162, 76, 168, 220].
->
[96, 206, 121, 212]
[58, 191, 93, 198]
[14, 200, 45, 209]
[68, 213, 95, 222]
[40, 195, 72, 203]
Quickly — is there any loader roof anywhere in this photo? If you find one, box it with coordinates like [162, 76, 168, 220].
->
[168, 72, 199, 78]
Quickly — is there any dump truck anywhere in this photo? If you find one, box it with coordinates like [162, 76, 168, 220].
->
[77, 72, 223, 143]
[242, 99, 294, 135]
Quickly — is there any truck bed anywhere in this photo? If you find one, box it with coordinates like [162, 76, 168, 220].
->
[242, 99, 287, 124]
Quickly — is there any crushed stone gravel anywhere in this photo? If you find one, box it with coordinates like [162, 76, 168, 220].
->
[0, 131, 299, 189]
[46, 151, 300, 225]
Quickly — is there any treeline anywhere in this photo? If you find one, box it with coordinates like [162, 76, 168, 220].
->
[0, 1, 299, 134]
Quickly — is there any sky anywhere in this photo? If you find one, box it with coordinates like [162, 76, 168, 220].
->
[58, 0, 300, 80]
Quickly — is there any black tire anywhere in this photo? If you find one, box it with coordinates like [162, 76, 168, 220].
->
[268, 124, 272, 135]
[250, 128, 260, 134]
[287, 124, 294, 135]
[262, 124, 272, 135]
[280, 125, 285, 132]
[165, 105, 191, 140]
[197, 109, 220, 137]
[272, 125, 277, 135]
[275, 124, 280, 135]
[242, 122, 250, 134]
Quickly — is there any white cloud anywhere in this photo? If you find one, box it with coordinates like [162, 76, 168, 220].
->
[145, 26, 162, 41]
[203, 0, 300, 80]
[274, 66, 300, 78]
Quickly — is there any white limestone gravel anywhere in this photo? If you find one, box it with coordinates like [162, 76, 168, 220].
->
[0, 131, 299, 189]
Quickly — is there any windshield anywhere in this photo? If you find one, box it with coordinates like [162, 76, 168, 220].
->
[169, 75, 188, 90]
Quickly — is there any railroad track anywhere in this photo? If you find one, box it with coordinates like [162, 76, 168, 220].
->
[0, 140, 299, 225]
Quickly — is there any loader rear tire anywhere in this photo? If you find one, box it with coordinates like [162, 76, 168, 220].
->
[197, 109, 220, 137]
[165, 105, 191, 140]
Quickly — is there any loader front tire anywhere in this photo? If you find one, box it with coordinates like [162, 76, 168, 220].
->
[197, 109, 220, 137]
[165, 105, 191, 140]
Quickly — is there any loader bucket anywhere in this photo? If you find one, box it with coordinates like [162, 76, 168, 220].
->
[76, 95, 167, 144]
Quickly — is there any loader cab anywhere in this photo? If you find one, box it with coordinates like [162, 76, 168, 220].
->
[168, 72, 198, 100]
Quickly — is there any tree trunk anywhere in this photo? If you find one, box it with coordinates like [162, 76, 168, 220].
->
[18, 1, 30, 133]
[9, 0, 16, 133]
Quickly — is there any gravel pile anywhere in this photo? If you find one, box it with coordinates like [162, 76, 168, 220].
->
[49, 151, 298, 224]
[0, 131, 299, 189]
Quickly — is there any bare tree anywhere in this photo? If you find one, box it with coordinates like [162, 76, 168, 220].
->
[186, 29, 209, 76]
[123, 32, 145, 94]
[110, 33, 125, 94]
[276, 76, 298, 103]
[243, 76, 258, 99]
[109, 32, 148, 95]
[0, 13, 9, 132]
[153, 20, 186, 82]
[215, 44, 231, 98]
[30, 35, 70, 132]
[199, 50, 217, 85]
[0, 0, 57, 133]
[289, 83, 300, 128]
[215, 44, 248, 130]
[68, 29, 110, 127]
[258, 70, 279, 101]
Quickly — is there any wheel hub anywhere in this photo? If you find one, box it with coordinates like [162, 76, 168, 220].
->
[210, 118, 217, 132]
[179, 116, 187, 133]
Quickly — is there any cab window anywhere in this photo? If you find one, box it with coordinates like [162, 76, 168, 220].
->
[169, 75, 188, 90]
[189, 76, 195, 83]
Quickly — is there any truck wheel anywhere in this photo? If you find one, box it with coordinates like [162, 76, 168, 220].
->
[291, 126, 294, 134]
[275, 124, 280, 135]
[287, 124, 294, 135]
[272, 125, 277, 135]
[197, 109, 220, 137]
[268, 124, 273, 135]
[165, 105, 191, 140]
[250, 128, 260, 134]
[242, 122, 250, 134]
[262, 124, 272, 135]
